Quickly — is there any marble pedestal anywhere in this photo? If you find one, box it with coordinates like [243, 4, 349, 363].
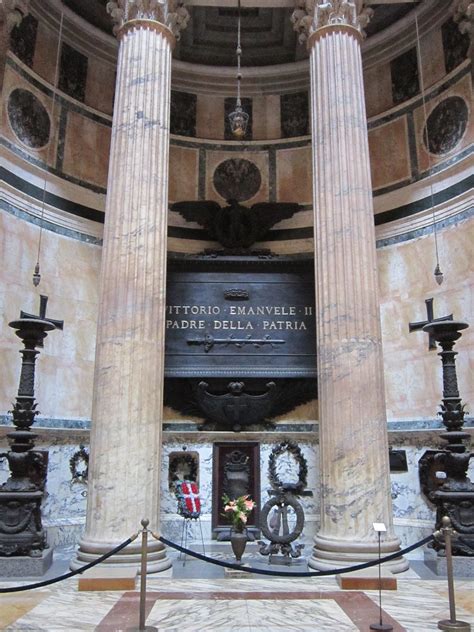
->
[0, 547, 53, 577]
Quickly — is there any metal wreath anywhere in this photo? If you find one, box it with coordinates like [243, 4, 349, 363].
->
[268, 439, 308, 495]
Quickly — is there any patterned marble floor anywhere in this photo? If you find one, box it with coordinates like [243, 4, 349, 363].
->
[1, 548, 473, 632]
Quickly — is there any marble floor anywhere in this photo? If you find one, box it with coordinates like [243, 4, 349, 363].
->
[1, 544, 473, 631]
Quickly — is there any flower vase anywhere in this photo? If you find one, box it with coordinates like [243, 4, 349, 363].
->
[230, 528, 247, 564]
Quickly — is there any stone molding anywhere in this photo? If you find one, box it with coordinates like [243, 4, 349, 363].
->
[291, 0, 372, 45]
[106, 0, 189, 39]
[0, 0, 30, 33]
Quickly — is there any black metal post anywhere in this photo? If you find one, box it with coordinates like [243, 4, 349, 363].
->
[370, 531, 393, 632]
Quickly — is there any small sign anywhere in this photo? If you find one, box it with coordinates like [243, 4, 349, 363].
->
[373, 522, 387, 532]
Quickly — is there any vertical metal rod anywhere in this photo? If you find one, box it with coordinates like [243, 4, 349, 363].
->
[444, 525, 457, 623]
[378, 531, 383, 626]
[435, 516, 470, 632]
[139, 518, 149, 631]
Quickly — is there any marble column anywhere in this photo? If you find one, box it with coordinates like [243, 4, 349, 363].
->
[71, 0, 188, 573]
[292, 0, 407, 572]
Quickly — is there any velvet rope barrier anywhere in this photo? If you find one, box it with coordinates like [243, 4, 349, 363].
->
[0, 534, 138, 593]
[157, 533, 435, 577]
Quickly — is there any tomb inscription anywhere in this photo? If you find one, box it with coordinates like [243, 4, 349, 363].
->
[165, 257, 316, 378]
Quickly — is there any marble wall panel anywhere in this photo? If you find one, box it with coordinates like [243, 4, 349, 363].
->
[170, 90, 197, 137]
[258, 237, 314, 255]
[276, 146, 312, 204]
[368, 116, 411, 190]
[84, 57, 115, 116]
[0, 211, 100, 420]
[168, 145, 199, 203]
[441, 17, 470, 74]
[280, 91, 309, 138]
[58, 43, 88, 103]
[378, 216, 474, 421]
[364, 62, 393, 118]
[2, 66, 60, 166]
[391, 47, 419, 105]
[9, 13, 38, 68]
[252, 95, 281, 140]
[205, 150, 269, 205]
[196, 94, 224, 140]
[62, 110, 111, 188]
[419, 27, 446, 89]
[414, 74, 473, 173]
[31, 22, 59, 85]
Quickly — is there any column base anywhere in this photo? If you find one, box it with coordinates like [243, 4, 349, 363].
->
[70, 536, 172, 574]
[308, 532, 409, 574]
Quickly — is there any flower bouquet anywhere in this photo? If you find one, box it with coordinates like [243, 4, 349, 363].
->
[222, 494, 256, 533]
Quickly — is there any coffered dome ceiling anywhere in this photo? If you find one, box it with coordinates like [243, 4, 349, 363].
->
[63, 0, 414, 66]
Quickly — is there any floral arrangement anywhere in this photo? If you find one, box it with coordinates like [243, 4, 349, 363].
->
[222, 494, 256, 532]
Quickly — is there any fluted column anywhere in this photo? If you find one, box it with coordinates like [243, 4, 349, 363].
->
[292, 0, 407, 572]
[71, 0, 188, 572]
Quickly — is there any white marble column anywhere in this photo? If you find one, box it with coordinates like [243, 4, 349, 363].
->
[71, 0, 188, 573]
[292, 0, 407, 572]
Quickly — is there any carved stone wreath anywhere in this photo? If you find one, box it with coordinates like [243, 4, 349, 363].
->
[268, 439, 308, 495]
[69, 445, 89, 485]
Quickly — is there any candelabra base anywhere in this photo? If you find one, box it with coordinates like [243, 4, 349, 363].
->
[0, 546, 53, 577]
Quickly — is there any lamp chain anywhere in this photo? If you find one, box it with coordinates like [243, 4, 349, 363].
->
[414, 7, 443, 285]
[236, 0, 242, 107]
[33, 4, 65, 287]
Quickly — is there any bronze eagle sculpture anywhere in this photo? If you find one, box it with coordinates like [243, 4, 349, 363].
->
[171, 199, 302, 250]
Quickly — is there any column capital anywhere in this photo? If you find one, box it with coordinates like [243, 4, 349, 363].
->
[291, 0, 372, 45]
[0, 0, 30, 34]
[453, 0, 473, 41]
[106, 0, 189, 40]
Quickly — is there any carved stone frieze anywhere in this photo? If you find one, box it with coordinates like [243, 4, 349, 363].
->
[106, 0, 189, 39]
[0, 0, 29, 34]
[291, 0, 373, 44]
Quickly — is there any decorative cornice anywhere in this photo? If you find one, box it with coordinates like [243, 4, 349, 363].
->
[0, 0, 30, 34]
[106, 0, 189, 40]
[291, 0, 372, 45]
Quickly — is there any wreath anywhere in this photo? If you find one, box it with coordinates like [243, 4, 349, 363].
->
[260, 494, 305, 544]
[69, 445, 89, 484]
[268, 439, 308, 495]
[169, 452, 198, 491]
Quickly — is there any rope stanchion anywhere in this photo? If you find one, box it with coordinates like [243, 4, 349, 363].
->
[156, 533, 434, 577]
[0, 533, 138, 594]
[0, 529, 436, 592]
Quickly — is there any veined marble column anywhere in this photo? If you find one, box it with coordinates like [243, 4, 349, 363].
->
[71, 0, 188, 573]
[292, 0, 407, 572]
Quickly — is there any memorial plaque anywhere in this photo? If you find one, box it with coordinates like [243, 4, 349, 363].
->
[165, 256, 316, 378]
